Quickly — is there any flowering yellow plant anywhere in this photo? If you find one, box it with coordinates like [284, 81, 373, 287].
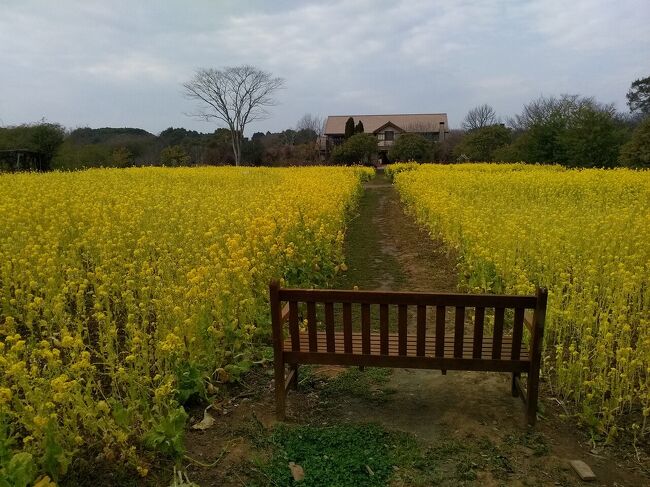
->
[393, 162, 649, 440]
[0, 165, 372, 481]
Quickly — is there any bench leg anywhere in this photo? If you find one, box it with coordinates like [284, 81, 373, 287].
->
[289, 363, 299, 390]
[358, 366, 365, 372]
[511, 373, 520, 397]
[441, 369, 447, 375]
[274, 356, 286, 421]
[526, 370, 540, 426]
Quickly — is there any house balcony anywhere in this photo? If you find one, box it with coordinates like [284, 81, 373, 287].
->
[377, 139, 396, 149]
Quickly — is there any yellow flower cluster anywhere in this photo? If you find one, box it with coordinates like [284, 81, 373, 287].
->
[0, 166, 372, 478]
[393, 163, 649, 440]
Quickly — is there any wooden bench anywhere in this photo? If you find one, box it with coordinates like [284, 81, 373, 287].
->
[270, 281, 547, 425]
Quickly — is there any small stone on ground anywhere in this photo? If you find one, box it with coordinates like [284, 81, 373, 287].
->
[289, 462, 305, 481]
[569, 459, 596, 481]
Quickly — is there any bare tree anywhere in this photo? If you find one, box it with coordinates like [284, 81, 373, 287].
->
[296, 113, 324, 136]
[507, 94, 613, 130]
[183, 65, 284, 166]
[462, 104, 497, 131]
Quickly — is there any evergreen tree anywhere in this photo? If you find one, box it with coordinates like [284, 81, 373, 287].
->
[626, 76, 650, 115]
[355, 120, 364, 134]
[344, 117, 355, 139]
[619, 117, 650, 167]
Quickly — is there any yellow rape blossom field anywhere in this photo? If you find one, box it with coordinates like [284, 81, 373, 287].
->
[0, 166, 372, 482]
[390, 163, 650, 442]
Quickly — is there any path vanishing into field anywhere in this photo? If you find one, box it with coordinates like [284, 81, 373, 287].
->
[182, 171, 648, 487]
[336, 170, 457, 292]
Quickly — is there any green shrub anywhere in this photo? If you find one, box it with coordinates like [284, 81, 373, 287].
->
[619, 117, 650, 167]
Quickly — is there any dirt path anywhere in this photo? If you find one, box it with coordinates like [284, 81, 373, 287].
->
[336, 173, 457, 292]
[182, 172, 648, 487]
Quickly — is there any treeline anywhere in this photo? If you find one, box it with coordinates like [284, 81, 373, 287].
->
[2, 77, 649, 170]
[54, 126, 319, 168]
[444, 76, 650, 168]
[448, 94, 649, 168]
[0, 124, 321, 171]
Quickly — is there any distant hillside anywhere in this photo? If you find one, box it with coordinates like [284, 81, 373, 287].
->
[67, 127, 156, 145]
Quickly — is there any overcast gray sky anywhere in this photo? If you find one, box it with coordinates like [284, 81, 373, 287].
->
[1, 0, 648, 134]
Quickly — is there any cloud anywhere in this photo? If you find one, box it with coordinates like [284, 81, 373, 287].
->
[79, 54, 177, 83]
[208, 1, 386, 71]
[523, 0, 650, 51]
[0, 0, 647, 131]
[210, 0, 508, 71]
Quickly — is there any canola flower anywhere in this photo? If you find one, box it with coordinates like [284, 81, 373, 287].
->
[390, 162, 650, 440]
[0, 166, 372, 481]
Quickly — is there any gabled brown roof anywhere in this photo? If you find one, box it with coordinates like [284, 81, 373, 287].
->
[324, 113, 448, 135]
[372, 121, 405, 134]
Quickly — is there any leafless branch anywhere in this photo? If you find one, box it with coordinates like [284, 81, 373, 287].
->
[462, 104, 498, 131]
[183, 65, 284, 165]
[507, 94, 614, 130]
[296, 113, 325, 136]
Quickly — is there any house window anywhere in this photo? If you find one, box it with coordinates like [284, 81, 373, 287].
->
[384, 131, 394, 141]
[377, 133, 384, 141]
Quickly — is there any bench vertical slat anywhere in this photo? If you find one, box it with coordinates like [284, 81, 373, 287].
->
[288, 301, 300, 352]
[325, 302, 335, 352]
[511, 307, 525, 360]
[398, 304, 408, 355]
[435, 306, 445, 357]
[379, 304, 389, 355]
[361, 303, 371, 354]
[307, 301, 318, 352]
[343, 302, 353, 353]
[472, 307, 485, 359]
[454, 306, 465, 358]
[416, 305, 426, 356]
[492, 307, 505, 359]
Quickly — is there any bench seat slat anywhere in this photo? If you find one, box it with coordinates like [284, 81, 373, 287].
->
[283, 332, 529, 361]
[282, 351, 531, 373]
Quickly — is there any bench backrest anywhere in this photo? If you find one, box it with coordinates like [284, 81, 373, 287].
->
[270, 281, 547, 364]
